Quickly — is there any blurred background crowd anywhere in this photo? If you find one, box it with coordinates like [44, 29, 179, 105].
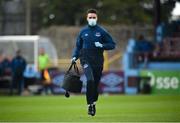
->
[0, 0, 180, 95]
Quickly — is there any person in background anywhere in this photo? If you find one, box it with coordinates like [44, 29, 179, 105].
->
[0, 50, 4, 77]
[24, 65, 37, 95]
[156, 22, 166, 44]
[1, 53, 12, 76]
[135, 34, 153, 68]
[11, 49, 27, 95]
[38, 48, 53, 94]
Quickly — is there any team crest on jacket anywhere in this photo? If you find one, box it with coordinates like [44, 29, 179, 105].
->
[95, 32, 101, 37]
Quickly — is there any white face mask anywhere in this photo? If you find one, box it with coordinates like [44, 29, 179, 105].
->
[87, 19, 97, 26]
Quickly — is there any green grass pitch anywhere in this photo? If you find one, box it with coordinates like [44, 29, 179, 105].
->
[0, 95, 180, 122]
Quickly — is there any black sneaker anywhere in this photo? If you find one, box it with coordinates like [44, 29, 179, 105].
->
[65, 91, 70, 98]
[88, 104, 95, 116]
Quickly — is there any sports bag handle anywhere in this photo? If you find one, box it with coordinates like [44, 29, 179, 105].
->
[67, 62, 80, 75]
[73, 62, 80, 75]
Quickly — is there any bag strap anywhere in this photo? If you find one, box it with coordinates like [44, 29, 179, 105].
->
[67, 62, 74, 72]
[67, 62, 80, 75]
[73, 62, 80, 75]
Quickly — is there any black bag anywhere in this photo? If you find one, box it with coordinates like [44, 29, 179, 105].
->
[62, 62, 82, 93]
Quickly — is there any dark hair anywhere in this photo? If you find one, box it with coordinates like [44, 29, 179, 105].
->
[16, 49, 21, 54]
[87, 8, 97, 14]
[138, 34, 145, 41]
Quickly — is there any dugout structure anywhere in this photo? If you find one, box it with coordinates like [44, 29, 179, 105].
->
[0, 35, 58, 70]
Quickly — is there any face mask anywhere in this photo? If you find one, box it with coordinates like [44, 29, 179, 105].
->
[87, 19, 97, 26]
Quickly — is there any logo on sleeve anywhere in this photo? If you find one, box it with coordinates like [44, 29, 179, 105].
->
[95, 32, 101, 37]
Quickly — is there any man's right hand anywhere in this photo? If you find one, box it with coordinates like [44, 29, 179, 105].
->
[71, 57, 77, 63]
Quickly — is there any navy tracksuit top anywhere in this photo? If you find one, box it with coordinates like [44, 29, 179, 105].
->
[72, 25, 116, 67]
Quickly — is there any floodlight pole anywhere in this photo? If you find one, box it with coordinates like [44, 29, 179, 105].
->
[25, 0, 31, 35]
[154, 0, 161, 29]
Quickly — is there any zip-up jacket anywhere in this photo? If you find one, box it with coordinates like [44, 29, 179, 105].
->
[72, 25, 116, 67]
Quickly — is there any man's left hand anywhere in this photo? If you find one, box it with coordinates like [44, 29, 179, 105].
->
[95, 42, 103, 48]
[71, 57, 77, 63]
